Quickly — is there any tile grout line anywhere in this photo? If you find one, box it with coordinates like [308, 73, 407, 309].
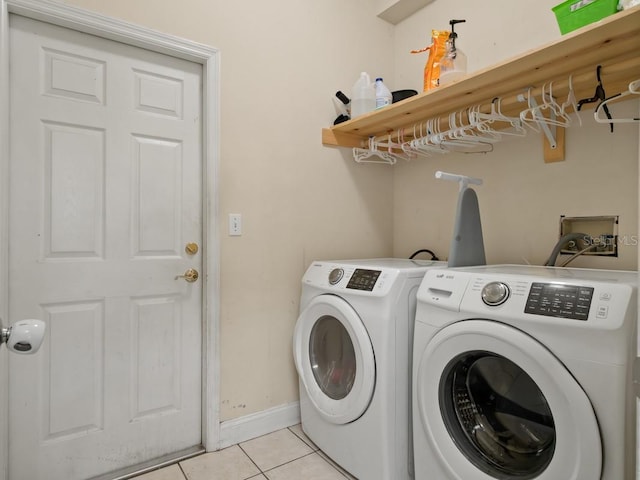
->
[285, 426, 354, 479]
[237, 427, 319, 476]
[286, 426, 318, 451]
[237, 443, 266, 476]
[259, 450, 353, 480]
[285, 426, 352, 478]
[260, 451, 318, 474]
[177, 461, 189, 480]
[318, 454, 357, 479]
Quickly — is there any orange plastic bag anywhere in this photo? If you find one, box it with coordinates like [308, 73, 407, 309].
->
[411, 29, 450, 92]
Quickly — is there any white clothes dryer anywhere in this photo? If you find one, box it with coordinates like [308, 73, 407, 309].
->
[412, 265, 637, 480]
[293, 258, 446, 480]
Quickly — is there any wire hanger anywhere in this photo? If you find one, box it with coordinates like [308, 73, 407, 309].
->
[594, 79, 640, 124]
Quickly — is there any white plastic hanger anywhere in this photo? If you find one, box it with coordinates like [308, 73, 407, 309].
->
[520, 83, 572, 129]
[431, 111, 493, 153]
[560, 75, 582, 126]
[352, 137, 397, 164]
[540, 81, 573, 127]
[410, 119, 448, 155]
[471, 98, 528, 137]
[400, 126, 433, 158]
[376, 133, 416, 162]
[518, 87, 558, 149]
[594, 79, 640, 124]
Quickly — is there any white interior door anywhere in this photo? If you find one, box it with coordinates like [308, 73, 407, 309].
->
[8, 14, 203, 479]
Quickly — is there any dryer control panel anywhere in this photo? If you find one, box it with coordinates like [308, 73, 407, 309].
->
[346, 269, 381, 291]
[303, 261, 410, 297]
[327, 267, 382, 291]
[524, 282, 594, 321]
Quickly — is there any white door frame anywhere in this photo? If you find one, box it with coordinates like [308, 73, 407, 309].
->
[0, 1, 221, 478]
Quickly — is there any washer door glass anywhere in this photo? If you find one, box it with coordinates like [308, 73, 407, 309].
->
[441, 351, 555, 479]
[309, 315, 356, 400]
[293, 294, 376, 424]
[415, 319, 602, 480]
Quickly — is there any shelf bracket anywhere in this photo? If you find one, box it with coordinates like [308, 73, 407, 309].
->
[543, 125, 565, 163]
[517, 91, 565, 163]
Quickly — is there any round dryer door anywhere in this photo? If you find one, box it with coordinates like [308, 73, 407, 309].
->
[293, 294, 375, 425]
[415, 320, 601, 480]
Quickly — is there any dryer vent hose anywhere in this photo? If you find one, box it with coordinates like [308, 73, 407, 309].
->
[410, 249, 440, 261]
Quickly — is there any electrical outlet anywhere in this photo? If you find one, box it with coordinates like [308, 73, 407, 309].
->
[229, 213, 242, 236]
[559, 215, 618, 257]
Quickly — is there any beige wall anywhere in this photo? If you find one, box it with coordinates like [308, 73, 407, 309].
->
[61, 0, 395, 421]
[58, 0, 638, 424]
[391, 0, 639, 269]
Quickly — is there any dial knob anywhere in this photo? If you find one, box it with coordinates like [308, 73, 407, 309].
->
[329, 268, 344, 285]
[481, 282, 510, 306]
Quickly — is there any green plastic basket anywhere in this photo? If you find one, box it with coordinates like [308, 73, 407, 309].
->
[552, 0, 619, 34]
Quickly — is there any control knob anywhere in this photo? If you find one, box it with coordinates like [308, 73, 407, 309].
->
[481, 282, 510, 306]
[329, 268, 344, 285]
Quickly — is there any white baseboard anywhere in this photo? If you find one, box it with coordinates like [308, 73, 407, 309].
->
[217, 401, 301, 450]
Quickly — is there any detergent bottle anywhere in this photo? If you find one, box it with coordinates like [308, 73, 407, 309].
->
[411, 29, 450, 92]
[439, 19, 467, 86]
[374, 78, 392, 109]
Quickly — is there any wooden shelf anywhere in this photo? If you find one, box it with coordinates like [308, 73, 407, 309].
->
[322, 6, 640, 149]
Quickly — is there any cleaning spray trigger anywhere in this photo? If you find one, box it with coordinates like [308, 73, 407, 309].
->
[439, 19, 467, 86]
[448, 19, 465, 59]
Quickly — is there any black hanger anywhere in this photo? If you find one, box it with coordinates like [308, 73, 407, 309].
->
[577, 65, 613, 132]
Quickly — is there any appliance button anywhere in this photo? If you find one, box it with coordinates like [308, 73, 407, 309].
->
[481, 282, 510, 306]
[596, 305, 609, 319]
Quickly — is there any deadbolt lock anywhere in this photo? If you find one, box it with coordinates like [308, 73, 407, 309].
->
[185, 242, 199, 255]
[175, 268, 199, 283]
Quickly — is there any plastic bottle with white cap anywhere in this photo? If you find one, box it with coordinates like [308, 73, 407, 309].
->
[351, 72, 375, 118]
[375, 78, 392, 109]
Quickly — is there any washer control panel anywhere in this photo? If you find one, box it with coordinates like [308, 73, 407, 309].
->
[419, 267, 635, 331]
[525, 282, 594, 321]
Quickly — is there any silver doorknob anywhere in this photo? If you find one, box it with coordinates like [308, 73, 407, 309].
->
[1, 319, 46, 354]
[175, 268, 199, 283]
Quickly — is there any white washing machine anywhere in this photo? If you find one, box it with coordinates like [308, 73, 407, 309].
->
[293, 258, 446, 480]
[412, 265, 638, 480]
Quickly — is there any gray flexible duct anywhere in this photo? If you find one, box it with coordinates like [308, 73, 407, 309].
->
[544, 232, 591, 266]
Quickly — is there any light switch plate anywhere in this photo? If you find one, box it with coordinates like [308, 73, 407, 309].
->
[229, 213, 242, 236]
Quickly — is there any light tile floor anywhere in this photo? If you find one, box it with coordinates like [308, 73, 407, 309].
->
[132, 425, 357, 480]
